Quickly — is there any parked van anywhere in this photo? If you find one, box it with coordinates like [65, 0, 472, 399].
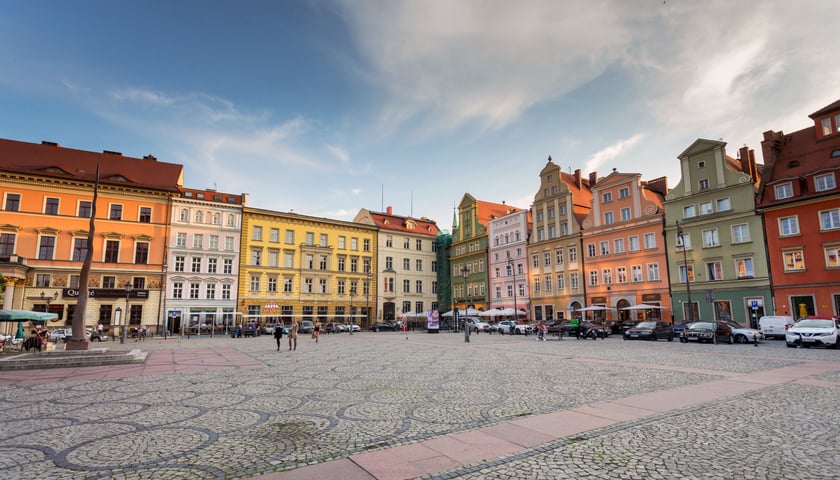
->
[758, 315, 794, 339]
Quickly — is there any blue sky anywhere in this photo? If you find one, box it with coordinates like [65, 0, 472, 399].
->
[2, 1, 838, 231]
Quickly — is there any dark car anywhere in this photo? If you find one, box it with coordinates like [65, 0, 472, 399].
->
[623, 321, 674, 341]
[298, 321, 315, 334]
[613, 319, 639, 335]
[371, 322, 398, 332]
[679, 322, 733, 344]
[241, 325, 258, 337]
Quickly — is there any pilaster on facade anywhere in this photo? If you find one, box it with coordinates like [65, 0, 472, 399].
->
[354, 206, 440, 323]
[665, 139, 770, 326]
[580, 169, 669, 324]
[165, 188, 245, 336]
[758, 99, 840, 319]
[0, 138, 182, 336]
[527, 157, 592, 323]
[240, 207, 378, 328]
[451, 194, 520, 314]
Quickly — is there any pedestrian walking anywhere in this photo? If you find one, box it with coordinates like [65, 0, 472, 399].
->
[313, 321, 321, 343]
[273, 324, 284, 351]
[288, 319, 298, 351]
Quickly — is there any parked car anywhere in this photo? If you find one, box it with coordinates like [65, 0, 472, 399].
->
[785, 316, 840, 349]
[623, 321, 675, 341]
[371, 322, 398, 332]
[325, 322, 345, 333]
[722, 321, 764, 344]
[298, 321, 315, 334]
[347, 323, 361, 332]
[49, 328, 73, 342]
[261, 323, 276, 335]
[679, 322, 734, 344]
[465, 317, 491, 333]
[88, 331, 108, 342]
[241, 325, 258, 337]
[494, 320, 532, 335]
[758, 315, 794, 339]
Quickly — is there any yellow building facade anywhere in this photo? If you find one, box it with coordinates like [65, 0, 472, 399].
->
[239, 207, 378, 328]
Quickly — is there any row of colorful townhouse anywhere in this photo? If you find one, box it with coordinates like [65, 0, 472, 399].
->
[0, 138, 441, 337]
[449, 99, 840, 328]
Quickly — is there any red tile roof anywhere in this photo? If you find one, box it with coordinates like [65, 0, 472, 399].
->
[365, 210, 440, 237]
[0, 138, 183, 192]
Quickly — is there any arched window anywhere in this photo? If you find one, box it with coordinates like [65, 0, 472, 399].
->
[213, 213, 221, 225]
[195, 211, 203, 223]
[179, 209, 188, 222]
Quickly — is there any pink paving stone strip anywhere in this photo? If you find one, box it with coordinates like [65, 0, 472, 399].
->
[480, 422, 556, 448]
[351, 443, 457, 480]
[248, 458, 375, 480]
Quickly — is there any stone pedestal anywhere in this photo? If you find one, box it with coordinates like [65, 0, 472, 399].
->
[64, 338, 91, 351]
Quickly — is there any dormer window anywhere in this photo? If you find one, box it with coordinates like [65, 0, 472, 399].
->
[775, 182, 794, 200]
[822, 118, 832, 136]
[815, 173, 836, 192]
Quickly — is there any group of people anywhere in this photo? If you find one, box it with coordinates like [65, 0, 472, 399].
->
[273, 320, 322, 351]
[23, 327, 49, 351]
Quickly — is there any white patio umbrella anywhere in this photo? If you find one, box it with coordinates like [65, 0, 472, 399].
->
[576, 305, 611, 311]
[620, 304, 664, 310]
[480, 308, 504, 317]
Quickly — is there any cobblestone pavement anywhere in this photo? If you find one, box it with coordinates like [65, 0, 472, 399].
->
[0, 332, 838, 479]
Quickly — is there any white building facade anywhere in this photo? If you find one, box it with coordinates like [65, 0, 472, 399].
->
[488, 208, 530, 315]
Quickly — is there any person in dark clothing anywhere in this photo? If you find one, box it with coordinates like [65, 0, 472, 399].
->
[273, 324, 283, 351]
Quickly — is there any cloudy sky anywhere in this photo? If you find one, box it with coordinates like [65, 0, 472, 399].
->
[1, 0, 838, 230]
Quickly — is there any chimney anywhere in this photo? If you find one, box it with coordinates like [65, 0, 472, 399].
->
[41, 141, 59, 147]
[143, 154, 157, 161]
[738, 146, 751, 175]
[102, 150, 122, 156]
[386, 206, 393, 215]
[589, 171, 598, 186]
[574, 169, 582, 189]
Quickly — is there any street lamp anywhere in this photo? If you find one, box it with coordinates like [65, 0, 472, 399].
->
[507, 252, 517, 336]
[349, 282, 355, 335]
[675, 221, 694, 325]
[121, 283, 132, 344]
[461, 265, 470, 343]
[365, 271, 371, 330]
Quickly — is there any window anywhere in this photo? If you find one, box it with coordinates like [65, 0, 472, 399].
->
[173, 282, 183, 299]
[736, 257, 754, 278]
[206, 283, 216, 299]
[134, 242, 149, 264]
[545, 276, 552, 292]
[102, 276, 115, 288]
[38, 235, 56, 260]
[588, 270, 599, 287]
[620, 207, 631, 221]
[548, 207, 555, 218]
[189, 282, 200, 299]
[209, 235, 219, 250]
[385, 256, 392, 270]
[570, 272, 579, 290]
[702, 229, 719, 248]
[698, 179, 709, 190]
[587, 243, 596, 258]
[731, 224, 750, 243]
[4, 193, 20, 211]
[78, 201, 91, 218]
[319, 255, 327, 270]
[35, 273, 50, 288]
[644, 233, 656, 249]
[193, 234, 203, 249]
[351, 238, 358, 250]
[683, 205, 697, 218]
[614, 238, 624, 254]
[174, 255, 185, 272]
[104, 240, 120, 263]
[223, 258, 233, 274]
[109, 204, 123, 220]
[699, 202, 713, 215]
[305, 254, 314, 269]
[602, 269, 612, 285]
[319, 279, 327, 293]
[139, 207, 151, 223]
[815, 173, 836, 192]
[191, 257, 201, 273]
[783, 250, 805, 271]
[532, 254, 539, 268]
[403, 258, 410, 270]
[285, 230, 295, 244]
[631, 265, 643, 283]
[416, 239, 423, 251]
[224, 237, 234, 250]
[403, 279, 410, 293]
[619, 187, 629, 199]
[350, 257, 358, 272]
[555, 248, 564, 265]
[604, 212, 614, 224]
[416, 259, 423, 271]
[45, 197, 59, 215]
[628, 236, 640, 252]
[544, 251, 552, 266]
[616, 266, 627, 283]
[318, 233, 328, 247]
[647, 263, 660, 281]
[222, 284, 231, 299]
[415, 280, 423, 293]
[716, 198, 731, 211]
[364, 238, 371, 252]
[775, 182, 793, 200]
[706, 261, 723, 281]
[176, 233, 187, 247]
[820, 209, 840, 230]
[679, 264, 694, 283]
[779, 216, 799, 236]
[251, 248, 262, 266]
[270, 228, 280, 242]
[821, 117, 832, 135]
[556, 274, 564, 290]
[305, 232, 314, 245]
[250, 275, 260, 291]
[285, 251, 295, 268]
[284, 278, 294, 293]
[568, 247, 577, 263]
[600, 241, 610, 256]
[72, 238, 88, 262]
[207, 257, 217, 273]
[195, 211, 203, 223]
[213, 213, 220, 225]
[602, 192, 613, 203]
[825, 246, 840, 268]
[337, 256, 346, 272]
[0, 233, 15, 260]
[252, 226, 262, 241]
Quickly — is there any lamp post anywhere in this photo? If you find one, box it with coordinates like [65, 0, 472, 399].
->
[121, 283, 132, 344]
[461, 265, 470, 343]
[675, 221, 694, 325]
[365, 271, 371, 330]
[507, 252, 517, 336]
[349, 282, 355, 335]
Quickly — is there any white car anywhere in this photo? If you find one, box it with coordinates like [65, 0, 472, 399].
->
[493, 320, 532, 335]
[786, 317, 840, 349]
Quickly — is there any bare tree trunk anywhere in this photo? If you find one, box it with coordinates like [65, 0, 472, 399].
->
[66, 166, 99, 350]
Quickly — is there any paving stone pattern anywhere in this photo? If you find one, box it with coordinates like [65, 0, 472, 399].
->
[0, 333, 838, 479]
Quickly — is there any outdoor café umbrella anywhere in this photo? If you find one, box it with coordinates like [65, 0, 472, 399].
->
[620, 303, 664, 310]
[0, 309, 58, 322]
[15, 321, 25, 339]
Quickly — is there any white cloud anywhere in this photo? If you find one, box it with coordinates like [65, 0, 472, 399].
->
[326, 144, 350, 164]
[584, 134, 644, 173]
